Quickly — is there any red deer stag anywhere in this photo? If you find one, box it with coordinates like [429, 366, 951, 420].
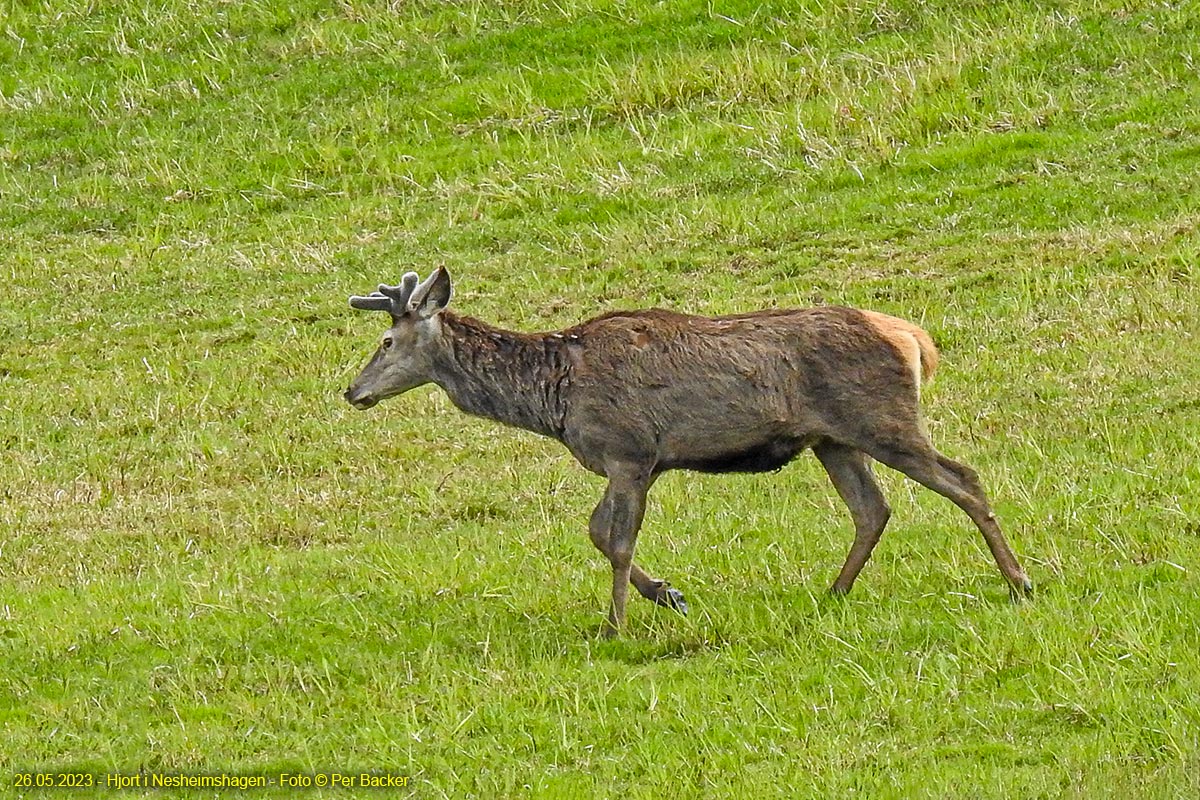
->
[344, 267, 1033, 637]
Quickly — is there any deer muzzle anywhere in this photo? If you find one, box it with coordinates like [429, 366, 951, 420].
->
[343, 386, 379, 410]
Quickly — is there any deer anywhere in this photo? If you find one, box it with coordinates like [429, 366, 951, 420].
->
[344, 267, 1033, 637]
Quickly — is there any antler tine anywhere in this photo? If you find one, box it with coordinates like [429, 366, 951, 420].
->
[349, 293, 394, 313]
[349, 272, 421, 317]
[378, 272, 420, 306]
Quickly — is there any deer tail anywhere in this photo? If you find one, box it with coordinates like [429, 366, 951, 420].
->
[861, 310, 940, 387]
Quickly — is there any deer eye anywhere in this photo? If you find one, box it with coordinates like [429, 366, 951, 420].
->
[381, 336, 394, 349]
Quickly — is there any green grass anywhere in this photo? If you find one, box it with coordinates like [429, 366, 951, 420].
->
[3, 0, 1200, 796]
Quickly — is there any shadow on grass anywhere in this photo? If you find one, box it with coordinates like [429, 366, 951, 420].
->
[588, 634, 728, 665]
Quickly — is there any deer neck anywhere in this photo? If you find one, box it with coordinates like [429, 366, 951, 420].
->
[431, 312, 571, 441]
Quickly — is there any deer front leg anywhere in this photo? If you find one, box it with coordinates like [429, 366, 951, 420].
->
[592, 464, 666, 638]
[589, 485, 688, 621]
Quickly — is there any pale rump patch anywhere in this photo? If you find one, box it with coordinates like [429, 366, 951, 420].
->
[860, 310, 940, 387]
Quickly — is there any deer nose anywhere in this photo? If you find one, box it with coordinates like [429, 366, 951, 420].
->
[344, 386, 378, 410]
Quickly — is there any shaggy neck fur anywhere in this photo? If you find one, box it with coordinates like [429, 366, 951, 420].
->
[431, 312, 572, 440]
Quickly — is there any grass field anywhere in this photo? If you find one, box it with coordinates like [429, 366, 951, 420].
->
[3, 0, 1200, 796]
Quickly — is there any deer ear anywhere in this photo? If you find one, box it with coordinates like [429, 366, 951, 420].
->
[412, 266, 452, 318]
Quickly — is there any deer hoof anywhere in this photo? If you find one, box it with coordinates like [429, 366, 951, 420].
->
[1010, 577, 1034, 601]
[656, 586, 688, 615]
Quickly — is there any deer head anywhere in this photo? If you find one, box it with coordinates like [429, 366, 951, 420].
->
[344, 267, 452, 410]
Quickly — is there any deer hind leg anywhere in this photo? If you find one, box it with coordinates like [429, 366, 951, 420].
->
[868, 437, 1034, 598]
[814, 441, 892, 595]
[588, 480, 687, 630]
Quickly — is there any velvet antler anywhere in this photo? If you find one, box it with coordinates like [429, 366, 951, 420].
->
[349, 270, 447, 320]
